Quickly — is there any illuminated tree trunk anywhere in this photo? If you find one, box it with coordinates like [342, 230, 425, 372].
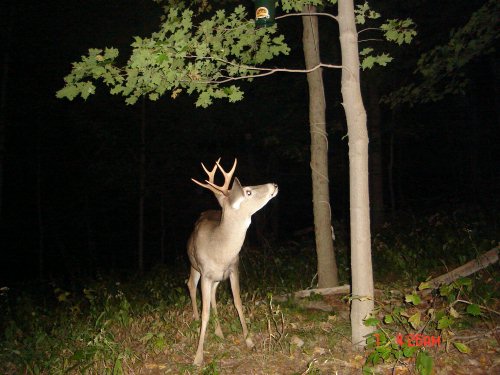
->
[302, 5, 339, 288]
[366, 84, 384, 233]
[338, 0, 375, 349]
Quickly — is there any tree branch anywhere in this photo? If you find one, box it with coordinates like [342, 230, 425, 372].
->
[358, 27, 382, 34]
[179, 56, 342, 85]
[276, 12, 338, 22]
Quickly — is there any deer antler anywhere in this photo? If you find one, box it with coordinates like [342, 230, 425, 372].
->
[192, 158, 237, 196]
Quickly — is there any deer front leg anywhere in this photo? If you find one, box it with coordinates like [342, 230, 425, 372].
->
[229, 270, 254, 349]
[188, 267, 200, 320]
[194, 277, 212, 366]
[210, 281, 224, 339]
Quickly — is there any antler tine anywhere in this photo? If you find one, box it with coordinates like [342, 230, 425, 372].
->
[192, 157, 235, 196]
[199, 157, 221, 184]
[213, 158, 237, 192]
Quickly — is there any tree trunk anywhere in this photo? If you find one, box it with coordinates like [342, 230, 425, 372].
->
[302, 5, 339, 288]
[85, 194, 96, 278]
[0, 2, 14, 221]
[366, 83, 384, 233]
[36, 124, 45, 280]
[138, 97, 146, 274]
[338, 0, 375, 349]
[160, 191, 166, 264]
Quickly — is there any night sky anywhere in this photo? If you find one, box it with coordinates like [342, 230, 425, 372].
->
[1, 0, 498, 283]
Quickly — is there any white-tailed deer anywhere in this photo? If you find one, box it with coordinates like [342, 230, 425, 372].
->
[187, 158, 278, 365]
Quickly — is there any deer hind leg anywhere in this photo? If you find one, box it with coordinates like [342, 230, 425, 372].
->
[210, 281, 224, 339]
[194, 276, 212, 366]
[188, 266, 201, 320]
[229, 270, 254, 348]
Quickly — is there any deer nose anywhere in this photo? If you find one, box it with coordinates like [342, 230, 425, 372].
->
[271, 183, 279, 196]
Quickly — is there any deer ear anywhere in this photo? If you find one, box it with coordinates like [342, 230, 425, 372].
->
[228, 178, 245, 209]
[231, 177, 243, 190]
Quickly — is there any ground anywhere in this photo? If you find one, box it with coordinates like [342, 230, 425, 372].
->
[114, 293, 499, 374]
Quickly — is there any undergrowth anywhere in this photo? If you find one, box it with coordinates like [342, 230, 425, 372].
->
[0, 209, 497, 374]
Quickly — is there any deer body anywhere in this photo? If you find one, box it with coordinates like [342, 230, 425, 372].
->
[187, 159, 278, 365]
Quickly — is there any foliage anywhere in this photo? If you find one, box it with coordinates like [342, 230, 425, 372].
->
[280, 0, 416, 70]
[384, 0, 500, 107]
[363, 273, 498, 374]
[356, 3, 416, 70]
[57, 4, 290, 107]
[372, 209, 498, 282]
[57, 1, 416, 107]
[0, 210, 497, 372]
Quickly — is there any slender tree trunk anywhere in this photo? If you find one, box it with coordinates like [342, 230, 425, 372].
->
[85, 194, 96, 278]
[388, 122, 396, 213]
[138, 98, 146, 274]
[366, 84, 384, 233]
[160, 191, 166, 263]
[302, 5, 339, 288]
[0, 2, 14, 221]
[338, 0, 375, 349]
[36, 125, 44, 280]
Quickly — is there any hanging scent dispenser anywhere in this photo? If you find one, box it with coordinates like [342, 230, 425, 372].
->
[254, 0, 276, 28]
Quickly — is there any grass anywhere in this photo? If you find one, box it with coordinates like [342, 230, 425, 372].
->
[0, 209, 498, 374]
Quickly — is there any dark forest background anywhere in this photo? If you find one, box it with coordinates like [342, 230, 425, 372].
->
[1, 0, 498, 284]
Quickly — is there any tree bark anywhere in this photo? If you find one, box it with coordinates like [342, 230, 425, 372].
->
[36, 125, 45, 280]
[0, 2, 14, 221]
[420, 247, 498, 296]
[302, 5, 339, 288]
[138, 97, 146, 274]
[366, 83, 384, 233]
[338, 0, 375, 349]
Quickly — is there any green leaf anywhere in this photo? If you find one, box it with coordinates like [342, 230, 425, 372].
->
[455, 277, 472, 287]
[418, 281, 432, 290]
[405, 293, 421, 305]
[383, 314, 394, 324]
[402, 345, 417, 358]
[466, 303, 482, 316]
[195, 91, 212, 108]
[408, 312, 421, 329]
[363, 317, 380, 327]
[416, 351, 434, 375]
[103, 47, 119, 60]
[453, 342, 471, 354]
[361, 55, 376, 70]
[125, 96, 139, 105]
[360, 47, 374, 56]
[437, 315, 454, 330]
[80, 82, 96, 100]
[56, 85, 79, 100]
[226, 86, 244, 102]
[361, 53, 393, 70]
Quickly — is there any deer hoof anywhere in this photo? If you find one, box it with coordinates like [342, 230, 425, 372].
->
[193, 352, 203, 366]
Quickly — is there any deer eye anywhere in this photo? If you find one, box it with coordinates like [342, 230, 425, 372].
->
[246, 190, 252, 196]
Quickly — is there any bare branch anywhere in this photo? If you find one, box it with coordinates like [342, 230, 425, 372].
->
[276, 12, 338, 22]
[359, 38, 384, 43]
[358, 27, 382, 34]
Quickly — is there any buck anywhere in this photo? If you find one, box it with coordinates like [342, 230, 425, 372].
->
[187, 158, 278, 365]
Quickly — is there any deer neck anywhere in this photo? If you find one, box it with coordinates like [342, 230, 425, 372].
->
[214, 208, 251, 250]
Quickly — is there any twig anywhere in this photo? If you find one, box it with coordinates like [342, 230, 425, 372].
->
[276, 12, 338, 22]
[452, 299, 500, 317]
[450, 326, 500, 341]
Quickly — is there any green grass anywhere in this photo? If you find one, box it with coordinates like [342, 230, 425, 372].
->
[0, 209, 497, 374]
